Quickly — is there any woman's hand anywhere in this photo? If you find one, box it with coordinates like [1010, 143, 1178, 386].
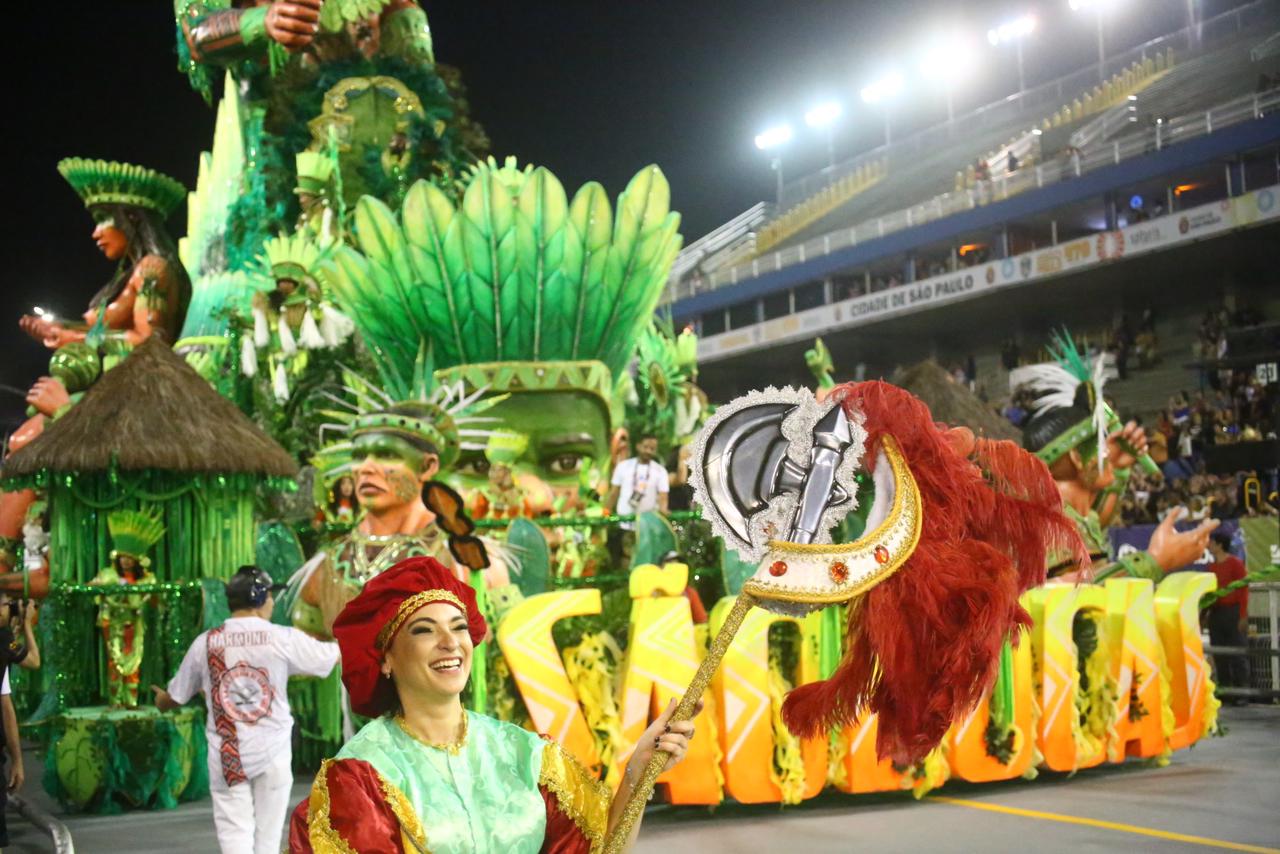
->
[624, 698, 702, 780]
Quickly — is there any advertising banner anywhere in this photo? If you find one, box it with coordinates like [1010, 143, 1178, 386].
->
[699, 185, 1280, 362]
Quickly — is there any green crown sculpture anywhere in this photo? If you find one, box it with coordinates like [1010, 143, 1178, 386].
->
[258, 232, 332, 286]
[58, 158, 187, 218]
[324, 157, 683, 410]
[294, 151, 337, 196]
[107, 509, 166, 565]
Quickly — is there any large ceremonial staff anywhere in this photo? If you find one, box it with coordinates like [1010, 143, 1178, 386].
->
[604, 382, 1083, 853]
[605, 386, 916, 852]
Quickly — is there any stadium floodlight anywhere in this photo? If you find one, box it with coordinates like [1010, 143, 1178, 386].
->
[754, 124, 793, 151]
[860, 72, 904, 104]
[987, 15, 1036, 92]
[805, 101, 843, 173]
[804, 101, 842, 129]
[860, 73, 903, 146]
[920, 39, 978, 121]
[754, 124, 793, 205]
[1070, 0, 1120, 82]
[986, 15, 1036, 46]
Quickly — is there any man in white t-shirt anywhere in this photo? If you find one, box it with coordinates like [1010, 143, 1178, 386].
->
[606, 433, 669, 530]
[153, 566, 338, 854]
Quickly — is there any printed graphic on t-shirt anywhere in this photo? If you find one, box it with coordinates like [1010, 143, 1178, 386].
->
[216, 662, 275, 723]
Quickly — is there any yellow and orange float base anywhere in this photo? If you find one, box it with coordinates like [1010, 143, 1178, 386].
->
[497, 563, 1220, 804]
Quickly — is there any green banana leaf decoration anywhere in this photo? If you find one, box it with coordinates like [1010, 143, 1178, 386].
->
[506, 517, 551, 597]
[324, 157, 683, 383]
[629, 511, 678, 571]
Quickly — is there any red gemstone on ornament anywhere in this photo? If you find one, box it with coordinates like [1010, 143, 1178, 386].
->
[769, 560, 788, 577]
[874, 545, 890, 564]
[829, 561, 849, 583]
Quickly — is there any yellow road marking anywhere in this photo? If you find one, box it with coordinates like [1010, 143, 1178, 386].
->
[930, 796, 1280, 853]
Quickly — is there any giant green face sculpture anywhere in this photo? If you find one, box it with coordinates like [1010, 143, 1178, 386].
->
[452, 389, 610, 507]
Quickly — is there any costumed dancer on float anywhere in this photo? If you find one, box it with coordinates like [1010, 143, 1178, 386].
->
[1, 159, 189, 586]
[155, 566, 339, 854]
[88, 510, 166, 708]
[288, 555, 697, 853]
[241, 231, 354, 403]
[1013, 331, 1217, 581]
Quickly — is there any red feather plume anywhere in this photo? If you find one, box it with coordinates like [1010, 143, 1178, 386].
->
[780, 381, 1087, 765]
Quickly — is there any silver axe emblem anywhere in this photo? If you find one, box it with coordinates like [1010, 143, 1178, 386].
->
[693, 388, 864, 561]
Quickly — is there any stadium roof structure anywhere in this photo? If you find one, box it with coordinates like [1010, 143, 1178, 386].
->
[668, 6, 1279, 317]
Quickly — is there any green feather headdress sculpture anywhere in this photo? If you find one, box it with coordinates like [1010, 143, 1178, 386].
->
[313, 357, 501, 477]
[107, 509, 166, 567]
[324, 157, 683, 416]
[58, 158, 187, 218]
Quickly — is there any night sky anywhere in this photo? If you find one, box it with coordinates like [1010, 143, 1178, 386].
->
[7, 0, 1201, 427]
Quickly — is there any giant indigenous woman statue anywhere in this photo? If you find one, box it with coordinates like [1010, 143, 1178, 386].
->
[1, 159, 190, 575]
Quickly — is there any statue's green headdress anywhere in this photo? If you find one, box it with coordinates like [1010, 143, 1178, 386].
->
[58, 158, 187, 218]
[1012, 330, 1157, 475]
[294, 151, 336, 196]
[313, 356, 500, 477]
[257, 232, 332, 287]
[324, 156, 683, 415]
[107, 509, 166, 566]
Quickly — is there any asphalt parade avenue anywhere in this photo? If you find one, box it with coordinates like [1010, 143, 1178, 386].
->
[8, 704, 1276, 853]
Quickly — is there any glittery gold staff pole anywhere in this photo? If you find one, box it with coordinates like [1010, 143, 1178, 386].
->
[603, 591, 758, 854]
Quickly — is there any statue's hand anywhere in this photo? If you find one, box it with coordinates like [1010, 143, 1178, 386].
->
[1148, 506, 1219, 571]
[266, 0, 322, 51]
[19, 315, 54, 344]
[26, 377, 70, 417]
[1106, 420, 1147, 471]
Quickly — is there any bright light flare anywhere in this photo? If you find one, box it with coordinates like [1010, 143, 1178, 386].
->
[804, 101, 843, 129]
[860, 72, 904, 104]
[987, 15, 1036, 45]
[754, 124, 794, 151]
[919, 41, 978, 85]
[1070, 0, 1119, 10]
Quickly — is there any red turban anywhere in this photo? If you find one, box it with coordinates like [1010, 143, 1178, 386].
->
[332, 556, 488, 717]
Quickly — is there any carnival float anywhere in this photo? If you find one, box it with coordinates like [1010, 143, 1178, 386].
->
[0, 0, 1260, 820]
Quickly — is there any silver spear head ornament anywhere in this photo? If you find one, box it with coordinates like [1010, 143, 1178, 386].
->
[688, 387, 866, 563]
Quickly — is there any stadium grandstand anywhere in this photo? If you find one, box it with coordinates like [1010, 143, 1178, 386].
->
[669, 0, 1280, 457]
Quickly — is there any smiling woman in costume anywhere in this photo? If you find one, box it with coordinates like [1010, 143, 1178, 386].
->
[290, 556, 696, 853]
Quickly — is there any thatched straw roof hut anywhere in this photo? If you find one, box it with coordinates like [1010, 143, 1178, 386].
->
[2, 337, 295, 479]
[893, 360, 1019, 442]
[1, 338, 297, 593]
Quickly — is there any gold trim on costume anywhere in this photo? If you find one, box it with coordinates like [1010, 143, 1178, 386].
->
[395, 712, 469, 755]
[309, 760, 360, 854]
[379, 774, 430, 852]
[539, 740, 610, 854]
[377, 589, 467, 649]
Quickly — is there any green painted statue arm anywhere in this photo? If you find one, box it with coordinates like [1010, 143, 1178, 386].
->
[178, 3, 270, 67]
